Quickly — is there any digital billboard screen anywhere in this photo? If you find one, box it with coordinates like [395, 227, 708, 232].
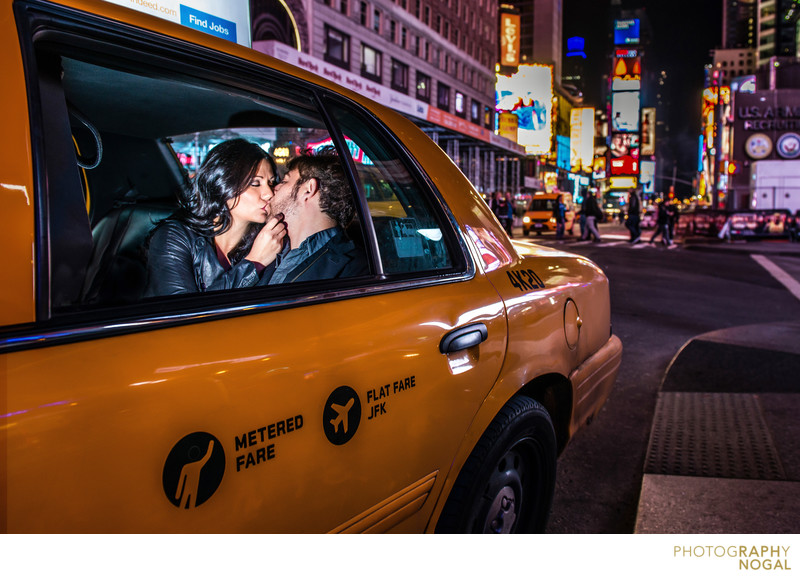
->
[640, 160, 656, 195]
[610, 156, 639, 176]
[496, 64, 553, 155]
[614, 19, 640, 46]
[611, 91, 641, 133]
[500, 11, 521, 67]
[103, 0, 252, 46]
[570, 107, 595, 171]
[641, 108, 656, 155]
[610, 133, 639, 158]
[612, 51, 641, 91]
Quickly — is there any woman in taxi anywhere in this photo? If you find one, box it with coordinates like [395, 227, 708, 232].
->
[145, 138, 287, 295]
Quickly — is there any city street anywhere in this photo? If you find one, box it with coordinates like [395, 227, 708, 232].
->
[513, 222, 800, 533]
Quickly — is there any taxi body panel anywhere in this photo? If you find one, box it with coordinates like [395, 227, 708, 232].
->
[6, 281, 507, 532]
[1, 0, 621, 532]
[0, 3, 35, 327]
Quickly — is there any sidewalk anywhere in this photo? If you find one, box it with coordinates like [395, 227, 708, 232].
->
[580, 222, 800, 532]
[521, 222, 800, 532]
[634, 321, 800, 533]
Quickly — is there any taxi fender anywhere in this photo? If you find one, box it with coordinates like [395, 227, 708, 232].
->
[426, 241, 616, 531]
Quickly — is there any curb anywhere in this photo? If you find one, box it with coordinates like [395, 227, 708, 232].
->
[634, 323, 800, 534]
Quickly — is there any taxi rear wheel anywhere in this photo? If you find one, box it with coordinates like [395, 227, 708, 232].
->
[435, 396, 556, 533]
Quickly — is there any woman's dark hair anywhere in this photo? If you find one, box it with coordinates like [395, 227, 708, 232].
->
[178, 138, 276, 262]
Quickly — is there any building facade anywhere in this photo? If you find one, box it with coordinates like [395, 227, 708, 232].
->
[722, 0, 757, 49]
[250, 0, 525, 195]
[756, 0, 800, 66]
[711, 47, 758, 85]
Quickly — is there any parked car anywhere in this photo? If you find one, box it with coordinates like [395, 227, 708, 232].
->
[0, 0, 621, 533]
[640, 206, 657, 228]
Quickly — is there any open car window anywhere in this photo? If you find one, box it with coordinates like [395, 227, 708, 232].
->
[34, 43, 371, 315]
[323, 99, 462, 277]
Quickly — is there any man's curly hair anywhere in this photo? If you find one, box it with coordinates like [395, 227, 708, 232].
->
[286, 146, 355, 227]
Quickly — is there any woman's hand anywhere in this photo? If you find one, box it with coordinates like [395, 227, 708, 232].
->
[246, 213, 286, 267]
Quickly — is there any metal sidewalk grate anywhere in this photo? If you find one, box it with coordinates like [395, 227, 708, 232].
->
[644, 392, 786, 480]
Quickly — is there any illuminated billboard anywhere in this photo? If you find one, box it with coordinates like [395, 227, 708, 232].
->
[496, 64, 553, 155]
[592, 157, 607, 179]
[641, 108, 656, 155]
[611, 91, 641, 133]
[610, 156, 639, 176]
[103, 0, 252, 46]
[614, 19, 640, 46]
[640, 160, 656, 195]
[612, 50, 641, 91]
[570, 107, 595, 171]
[500, 11, 521, 67]
[610, 133, 639, 176]
[732, 75, 756, 93]
[609, 176, 638, 189]
[497, 112, 518, 142]
[556, 135, 571, 170]
[610, 133, 639, 157]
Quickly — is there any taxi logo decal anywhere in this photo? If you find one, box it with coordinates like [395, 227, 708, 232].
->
[324, 386, 361, 445]
[163, 432, 225, 509]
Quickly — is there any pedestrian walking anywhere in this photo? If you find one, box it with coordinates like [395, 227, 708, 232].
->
[649, 199, 672, 246]
[553, 193, 566, 239]
[492, 191, 511, 235]
[581, 188, 603, 242]
[667, 202, 677, 240]
[625, 188, 641, 243]
[505, 191, 515, 236]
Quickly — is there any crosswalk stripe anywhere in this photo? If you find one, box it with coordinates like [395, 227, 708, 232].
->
[752, 254, 800, 302]
[522, 237, 682, 250]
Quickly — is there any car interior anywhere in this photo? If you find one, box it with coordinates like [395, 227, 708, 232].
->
[31, 38, 459, 320]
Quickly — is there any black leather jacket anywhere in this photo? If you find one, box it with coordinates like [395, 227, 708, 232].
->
[259, 227, 369, 285]
[145, 220, 262, 296]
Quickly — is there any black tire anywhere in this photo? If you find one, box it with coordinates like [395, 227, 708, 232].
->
[435, 396, 557, 533]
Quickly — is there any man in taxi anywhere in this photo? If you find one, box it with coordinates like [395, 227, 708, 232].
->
[263, 148, 368, 284]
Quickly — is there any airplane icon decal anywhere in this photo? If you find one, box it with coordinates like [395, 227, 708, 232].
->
[324, 386, 361, 445]
[329, 398, 355, 433]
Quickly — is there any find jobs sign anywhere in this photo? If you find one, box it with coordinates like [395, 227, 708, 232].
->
[103, 0, 251, 47]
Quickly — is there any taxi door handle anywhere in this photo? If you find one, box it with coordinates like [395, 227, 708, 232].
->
[439, 323, 488, 354]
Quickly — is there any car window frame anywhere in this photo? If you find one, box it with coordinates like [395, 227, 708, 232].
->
[318, 92, 471, 280]
[2, 0, 475, 354]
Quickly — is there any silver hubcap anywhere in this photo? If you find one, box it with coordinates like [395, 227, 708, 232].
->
[484, 485, 517, 533]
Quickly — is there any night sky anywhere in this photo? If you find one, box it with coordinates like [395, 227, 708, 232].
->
[563, 0, 723, 193]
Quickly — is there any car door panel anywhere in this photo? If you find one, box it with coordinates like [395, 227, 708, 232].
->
[4, 277, 505, 532]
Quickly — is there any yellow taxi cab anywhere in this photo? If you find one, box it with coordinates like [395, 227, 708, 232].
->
[0, 0, 622, 533]
[522, 191, 576, 236]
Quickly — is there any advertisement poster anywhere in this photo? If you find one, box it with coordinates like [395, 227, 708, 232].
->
[570, 107, 595, 171]
[496, 64, 554, 156]
[641, 108, 656, 155]
[103, 0, 252, 47]
[499, 11, 520, 68]
[611, 91, 641, 133]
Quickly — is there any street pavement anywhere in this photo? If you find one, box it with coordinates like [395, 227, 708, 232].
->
[515, 221, 800, 534]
